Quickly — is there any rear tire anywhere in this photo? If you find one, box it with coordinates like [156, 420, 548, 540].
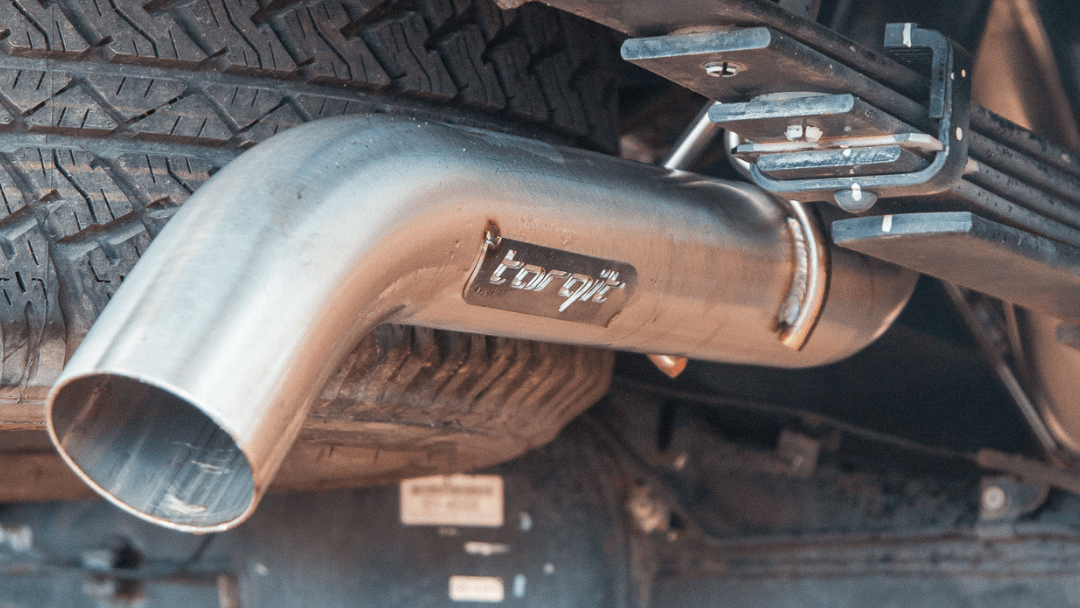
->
[0, 0, 618, 488]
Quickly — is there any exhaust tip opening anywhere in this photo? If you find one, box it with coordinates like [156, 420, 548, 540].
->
[48, 374, 255, 532]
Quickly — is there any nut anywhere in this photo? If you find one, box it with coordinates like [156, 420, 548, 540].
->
[704, 61, 745, 78]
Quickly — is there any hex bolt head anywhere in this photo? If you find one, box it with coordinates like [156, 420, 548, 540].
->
[704, 61, 744, 78]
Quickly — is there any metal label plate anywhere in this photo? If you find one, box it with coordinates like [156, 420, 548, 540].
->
[400, 474, 504, 528]
[464, 238, 637, 327]
[449, 576, 505, 603]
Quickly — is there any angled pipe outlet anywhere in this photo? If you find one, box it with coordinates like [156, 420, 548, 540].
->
[46, 114, 916, 533]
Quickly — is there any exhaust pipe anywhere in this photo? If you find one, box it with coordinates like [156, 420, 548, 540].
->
[46, 114, 915, 533]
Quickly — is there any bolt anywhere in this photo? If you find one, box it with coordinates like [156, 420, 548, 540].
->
[834, 185, 878, 213]
[704, 61, 744, 78]
[982, 485, 1007, 513]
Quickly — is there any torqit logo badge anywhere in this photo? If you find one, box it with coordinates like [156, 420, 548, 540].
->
[489, 249, 627, 312]
[465, 237, 637, 327]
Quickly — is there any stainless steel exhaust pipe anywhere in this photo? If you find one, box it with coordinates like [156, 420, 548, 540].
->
[46, 114, 916, 533]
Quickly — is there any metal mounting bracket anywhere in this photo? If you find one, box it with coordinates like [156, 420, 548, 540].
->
[623, 24, 972, 213]
[745, 24, 971, 210]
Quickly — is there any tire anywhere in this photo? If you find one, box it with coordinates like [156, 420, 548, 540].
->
[279, 325, 614, 490]
[0, 0, 618, 489]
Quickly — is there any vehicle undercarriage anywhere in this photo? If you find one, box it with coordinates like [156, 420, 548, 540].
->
[4, 0, 1080, 605]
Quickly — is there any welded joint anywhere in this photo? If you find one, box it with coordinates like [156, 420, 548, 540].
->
[645, 101, 828, 377]
[776, 199, 828, 350]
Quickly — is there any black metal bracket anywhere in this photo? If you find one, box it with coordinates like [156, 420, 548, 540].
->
[561, 0, 1080, 253]
[833, 211, 1080, 319]
[744, 24, 971, 211]
[622, 23, 972, 213]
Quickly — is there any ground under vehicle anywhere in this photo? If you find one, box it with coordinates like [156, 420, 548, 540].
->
[5, 0, 1080, 605]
